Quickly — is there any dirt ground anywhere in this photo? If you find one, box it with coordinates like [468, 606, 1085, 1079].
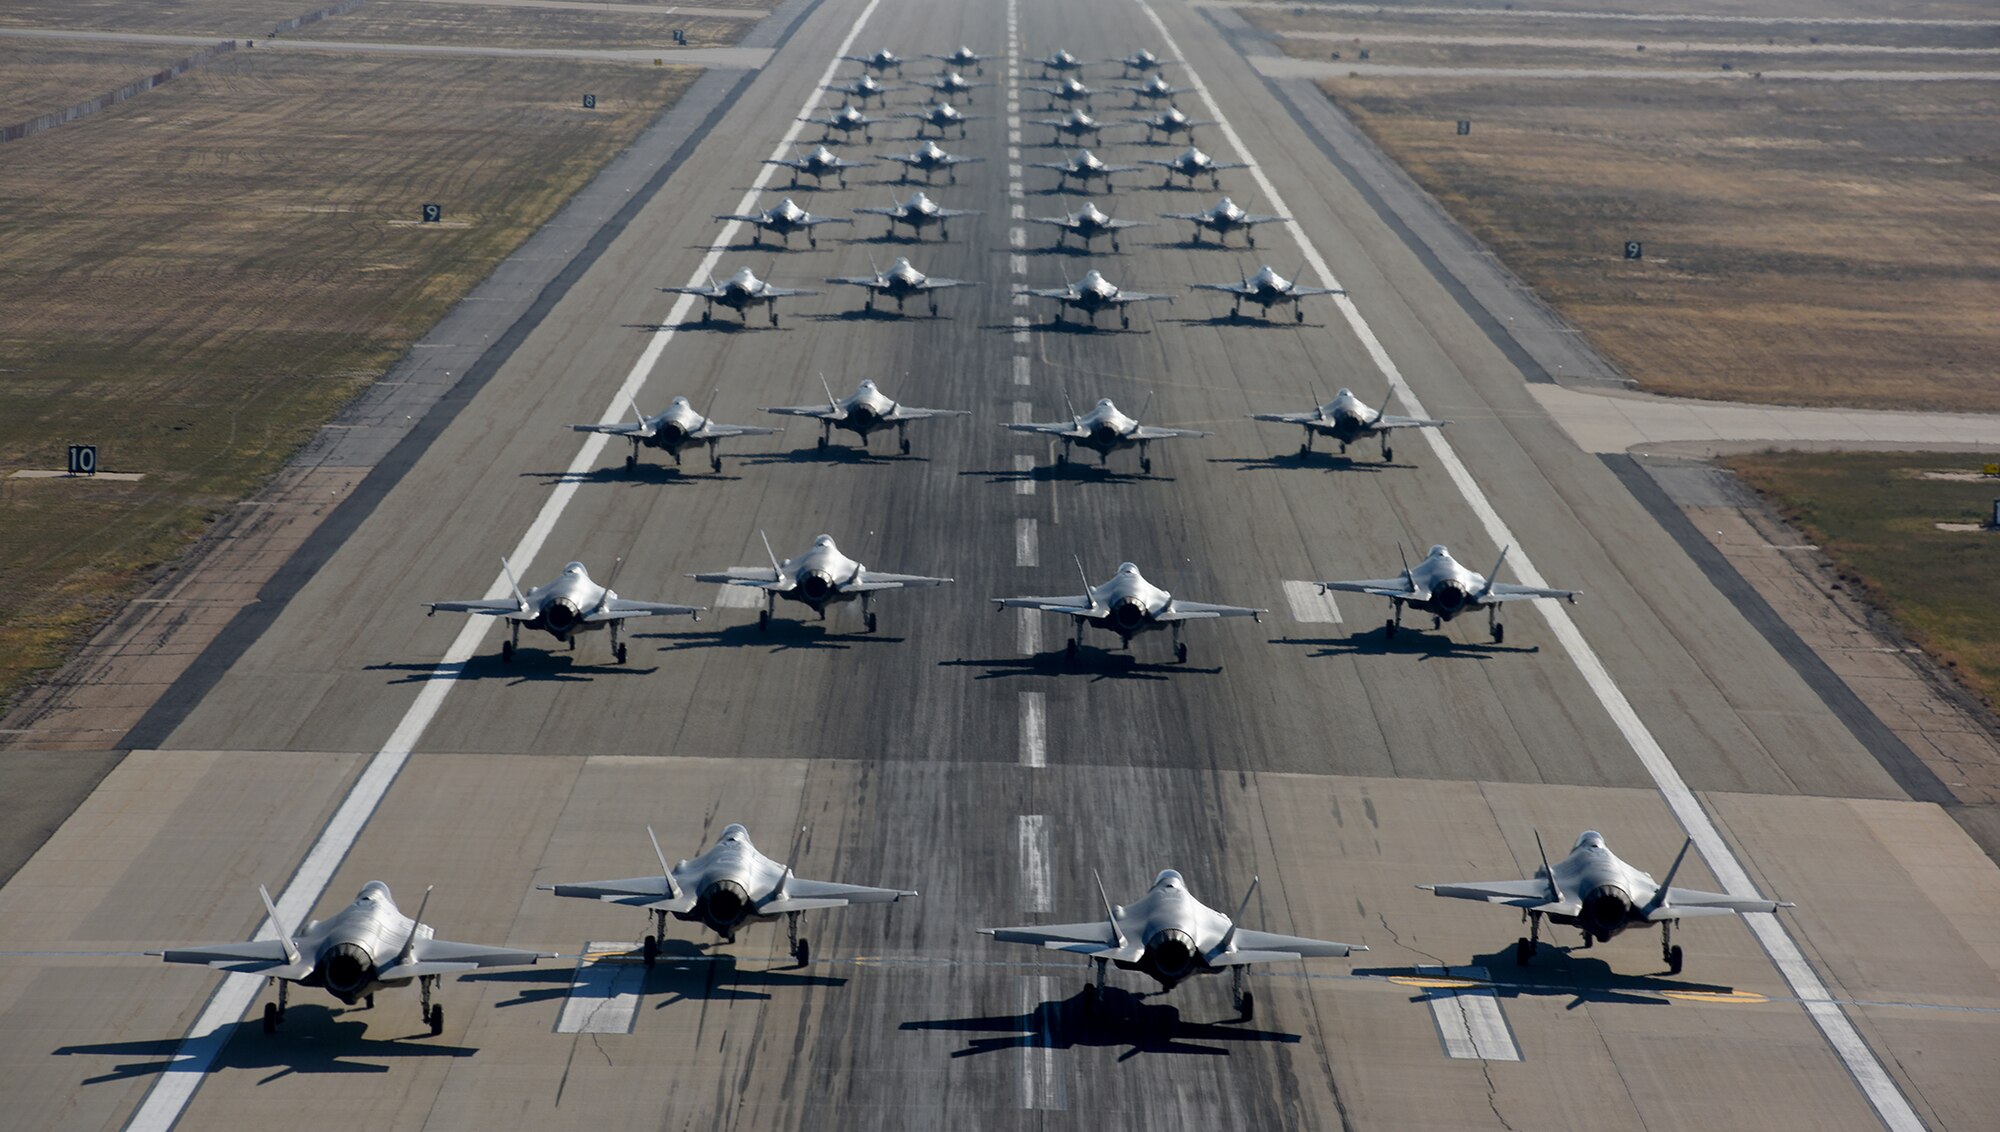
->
[0, 50, 696, 714]
[296, 0, 753, 50]
[0, 0, 308, 36]
[0, 42, 203, 125]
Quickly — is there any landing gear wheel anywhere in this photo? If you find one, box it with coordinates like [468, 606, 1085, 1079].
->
[1295, 307, 1305, 323]
[711, 454, 723, 474]
[1082, 983, 1099, 1014]
[1516, 937, 1535, 967]
[1175, 641, 1188, 664]
[1056, 450, 1068, 466]
[817, 436, 829, 452]
[1382, 446, 1394, 463]
[1667, 944, 1684, 976]
[428, 1005, 444, 1036]
[615, 643, 629, 665]
[263, 1001, 278, 1035]
[929, 302, 939, 318]
[1492, 623, 1505, 644]
[793, 938, 811, 966]
[758, 610, 771, 632]
[1140, 457, 1153, 475]
[900, 437, 911, 455]
[625, 454, 637, 473]
[643, 935, 658, 966]
[1384, 619, 1397, 639]
[700, 309, 711, 325]
[1240, 991, 1256, 1022]
[501, 640, 515, 663]
[1120, 314, 1131, 329]
[866, 612, 879, 633]
[1066, 637, 1079, 660]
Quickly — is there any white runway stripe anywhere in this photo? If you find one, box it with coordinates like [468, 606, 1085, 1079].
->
[1019, 692, 1047, 767]
[1018, 609, 1042, 655]
[1021, 975, 1065, 1110]
[1415, 967, 1520, 1061]
[1282, 580, 1342, 623]
[1014, 453, 1036, 494]
[555, 942, 645, 1035]
[713, 584, 766, 609]
[1017, 813, 1051, 904]
[1016, 518, 1038, 567]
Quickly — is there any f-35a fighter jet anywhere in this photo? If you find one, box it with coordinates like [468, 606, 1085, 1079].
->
[429, 559, 700, 663]
[855, 190, 981, 241]
[541, 824, 917, 967]
[1189, 264, 1344, 322]
[1126, 105, 1216, 144]
[693, 533, 953, 632]
[1018, 270, 1172, 329]
[716, 197, 852, 248]
[572, 394, 778, 474]
[663, 266, 819, 327]
[1004, 393, 1205, 473]
[916, 69, 994, 103]
[800, 102, 884, 143]
[156, 882, 548, 1035]
[1247, 386, 1446, 461]
[981, 870, 1360, 1018]
[880, 139, 984, 184]
[1121, 73, 1185, 106]
[1319, 543, 1579, 643]
[926, 46, 989, 75]
[1161, 195, 1284, 245]
[1421, 830, 1793, 974]
[764, 376, 969, 454]
[1141, 145, 1250, 189]
[1028, 199, 1150, 251]
[841, 47, 905, 74]
[1117, 48, 1178, 76]
[996, 560, 1260, 662]
[826, 256, 979, 316]
[1034, 76, 1096, 110]
[899, 99, 983, 139]
[824, 73, 904, 106]
[765, 143, 875, 189]
[1034, 108, 1116, 146]
[1029, 149, 1142, 191]
[1030, 48, 1091, 77]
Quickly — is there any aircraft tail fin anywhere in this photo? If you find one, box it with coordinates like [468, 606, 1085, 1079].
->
[819, 371, 838, 411]
[397, 884, 434, 965]
[1217, 874, 1259, 954]
[647, 825, 682, 901]
[1093, 869, 1126, 947]
[500, 557, 529, 612]
[259, 884, 300, 966]
[1135, 389, 1154, 424]
[1479, 546, 1511, 598]
[1074, 553, 1094, 601]
[700, 386, 721, 424]
[1534, 830, 1563, 905]
[1648, 837, 1695, 914]
[759, 530, 783, 574]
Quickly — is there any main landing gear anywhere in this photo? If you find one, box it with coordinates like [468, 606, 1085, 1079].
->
[1488, 606, 1505, 644]
[1232, 964, 1255, 1021]
[1082, 957, 1108, 1014]
[1172, 624, 1188, 664]
[1516, 911, 1541, 966]
[643, 909, 668, 965]
[1663, 921, 1683, 975]
[1385, 600, 1403, 639]
[420, 974, 444, 1035]
[898, 424, 911, 455]
[861, 594, 879, 634]
[502, 621, 521, 662]
[788, 911, 811, 967]
[262, 978, 290, 1034]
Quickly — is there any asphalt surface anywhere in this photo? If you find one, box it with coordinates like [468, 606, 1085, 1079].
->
[3, 0, 1997, 1129]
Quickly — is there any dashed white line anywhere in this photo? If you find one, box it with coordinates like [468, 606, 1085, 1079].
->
[1132, 0, 1920, 1124]
[712, 584, 765, 609]
[1008, 180, 1025, 196]
[1018, 609, 1042, 655]
[1013, 355, 1031, 384]
[1011, 202, 1025, 219]
[1009, 226, 1026, 247]
[1017, 812, 1051, 900]
[1282, 580, 1342, 623]
[1021, 975, 1065, 1109]
[1016, 518, 1038, 567]
[1013, 399, 1033, 424]
[555, 942, 646, 1034]
[1013, 315, 1030, 342]
[1014, 453, 1036, 494]
[1008, 128, 1022, 144]
[1010, 254, 1028, 275]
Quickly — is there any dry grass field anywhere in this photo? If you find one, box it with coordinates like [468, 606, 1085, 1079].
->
[0, 0, 305, 35]
[0, 50, 697, 714]
[1295, 66, 2000, 411]
[298, 1, 753, 50]
[0, 43, 199, 125]
[1727, 452, 2000, 707]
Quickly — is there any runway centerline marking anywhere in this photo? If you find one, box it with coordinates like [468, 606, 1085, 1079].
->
[1133, 0, 1920, 1125]
[1011, 202, 1025, 219]
[713, 584, 765, 609]
[1010, 254, 1028, 275]
[1022, 975, 1065, 1110]
[1016, 518, 1038, 567]
[1414, 966, 1520, 1061]
[1017, 813, 1051, 901]
[1282, 579, 1342, 623]
[1014, 453, 1036, 494]
[1013, 355, 1031, 384]
[555, 940, 645, 1034]
[119, 2, 890, 1128]
[1017, 609, 1042, 655]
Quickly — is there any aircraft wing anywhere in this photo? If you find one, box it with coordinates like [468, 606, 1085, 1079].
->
[1186, 281, 1250, 296]
[660, 284, 722, 297]
[980, 920, 1120, 949]
[761, 157, 808, 171]
[1248, 410, 1317, 425]
[155, 939, 313, 977]
[853, 205, 906, 218]
[690, 566, 788, 589]
[540, 874, 697, 913]
[885, 405, 971, 422]
[1210, 160, 1252, 171]
[932, 206, 984, 220]
[764, 402, 844, 420]
[849, 569, 954, 591]
[1286, 286, 1346, 298]
[1215, 928, 1364, 960]
[941, 155, 986, 166]
[1419, 877, 1566, 911]
[756, 285, 822, 299]
[991, 594, 1095, 615]
[1481, 583, 1580, 603]
[1373, 413, 1450, 431]
[914, 277, 979, 291]
[714, 212, 768, 224]
[690, 420, 780, 440]
[429, 598, 530, 619]
[1129, 424, 1209, 440]
[570, 419, 652, 437]
[1003, 419, 1088, 437]
[801, 216, 854, 228]
[1157, 598, 1260, 621]
[390, 937, 549, 977]
[775, 877, 918, 906]
[586, 598, 702, 622]
[1645, 887, 1788, 921]
[1108, 290, 1174, 305]
[1318, 577, 1418, 599]
[826, 274, 889, 289]
[1027, 160, 1078, 173]
[1098, 217, 1152, 230]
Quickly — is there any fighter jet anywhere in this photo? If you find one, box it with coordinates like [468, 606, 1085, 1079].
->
[1421, 830, 1793, 974]
[1018, 270, 1173, 328]
[1247, 386, 1447, 460]
[1161, 195, 1285, 245]
[1141, 145, 1251, 188]
[826, 256, 979, 316]
[981, 869, 1359, 1018]
[1034, 76, 1095, 110]
[156, 882, 548, 1035]
[855, 190, 981, 241]
[764, 143, 875, 189]
[1028, 199, 1150, 251]
[1029, 149, 1142, 191]
[1189, 264, 1344, 322]
[1127, 105, 1216, 144]
[692, 532, 953, 632]
[572, 394, 779, 474]
[879, 139, 984, 184]
[898, 99, 983, 139]
[1031, 48, 1091, 77]
[716, 197, 853, 248]
[916, 70, 994, 103]
[1319, 543, 1580, 642]
[429, 559, 700, 663]
[841, 47, 904, 75]
[1035, 108, 1117, 146]
[540, 824, 917, 967]
[764, 376, 969, 455]
[925, 46, 989, 75]
[1117, 48, 1178, 75]
[1121, 72, 1184, 106]
[996, 559, 1260, 661]
[824, 73, 904, 106]
[800, 102, 884, 142]
[1003, 392, 1205, 473]
[663, 266, 819, 327]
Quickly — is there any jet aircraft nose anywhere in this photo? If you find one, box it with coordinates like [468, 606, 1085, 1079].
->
[672, 396, 691, 407]
[358, 880, 392, 902]
[1117, 562, 1140, 574]
[1428, 544, 1450, 559]
[1153, 869, 1185, 889]
[812, 533, 836, 547]
[564, 561, 587, 575]
[1574, 830, 1607, 851]
[721, 823, 749, 841]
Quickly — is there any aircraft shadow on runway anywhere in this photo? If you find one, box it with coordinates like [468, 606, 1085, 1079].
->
[1016, 243, 1104, 258]
[739, 445, 927, 467]
[1162, 313, 1321, 330]
[621, 320, 786, 335]
[850, 232, 957, 247]
[901, 986, 1298, 1059]
[463, 943, 845, 1009]
[1270, 628, 1541, 660]
[365, 655, 661, 684]
[639, 622, 907, 652]
[806, 308, 958, 324]
[985, 318, 1149, 336]
[1358, 948, 1739, 1010]
[939, 648, 1220, 682]
[52, 1006, 476, 1085]
[519, 466, 741, 487]
[1209, 453, 1404, 474]
[959, 465, 1170, 487]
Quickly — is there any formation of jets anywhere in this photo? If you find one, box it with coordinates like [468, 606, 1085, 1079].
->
[164, 41, 1801, 1053]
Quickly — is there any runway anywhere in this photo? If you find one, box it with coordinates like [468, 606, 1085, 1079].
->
[2, 0, 1997, 1128]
